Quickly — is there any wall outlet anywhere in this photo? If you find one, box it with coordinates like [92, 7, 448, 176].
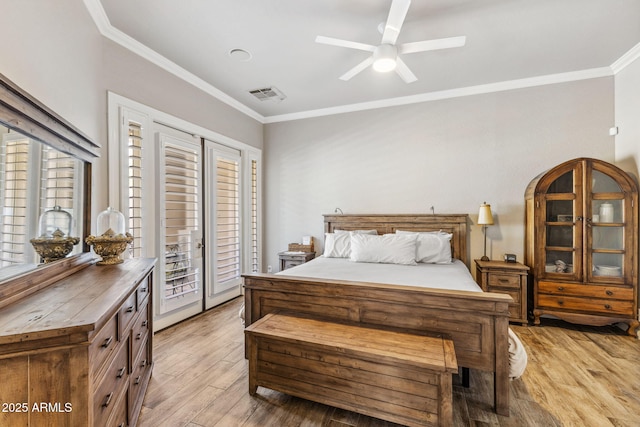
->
[267, 265, 273, 273]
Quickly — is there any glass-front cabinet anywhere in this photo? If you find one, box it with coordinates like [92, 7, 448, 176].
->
[525, 158, 638, 335]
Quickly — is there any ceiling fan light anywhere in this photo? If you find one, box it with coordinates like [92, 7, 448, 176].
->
[372, 44, 398, 73]
[373, 57, 396, 72]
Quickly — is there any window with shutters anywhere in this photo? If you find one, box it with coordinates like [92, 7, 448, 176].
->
[0, 138, 30, 266]
[162, 139, 201, 307]
[127, 121, 144, 257]
[39, 145, 78, 217]
[0, 132, 82, 266]
[250, 158, 259, 273]
[216, 156, 240, 285]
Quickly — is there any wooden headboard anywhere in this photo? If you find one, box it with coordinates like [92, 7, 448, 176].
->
[323, 214, 470, 268]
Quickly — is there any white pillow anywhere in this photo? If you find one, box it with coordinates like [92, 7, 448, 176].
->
[349, 233, 417, 265]
[395, 230, 453, 264]
[323, 232, 351, 258]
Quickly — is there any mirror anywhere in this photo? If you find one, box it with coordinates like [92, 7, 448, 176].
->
[0, 125, 85, 279]
[0, 72, 99, 295]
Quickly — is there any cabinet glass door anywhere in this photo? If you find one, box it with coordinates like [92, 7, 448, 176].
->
[589, 170, 625, 281]
[543, 170, 580, 279]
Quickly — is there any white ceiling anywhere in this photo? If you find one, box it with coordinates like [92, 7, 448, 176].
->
[92, 0, 640, 123]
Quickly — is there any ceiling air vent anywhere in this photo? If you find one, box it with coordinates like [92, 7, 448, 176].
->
[248, 86, 286, 102]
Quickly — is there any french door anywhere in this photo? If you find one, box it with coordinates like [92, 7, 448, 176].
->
[155, 128, 204, 328]
[205, 141, 243, 309]
[113, 98, 260, 331]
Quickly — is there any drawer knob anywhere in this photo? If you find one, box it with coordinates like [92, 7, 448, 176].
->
[136, 332, 143, 340]
[498, 278, 509, 283]
[134, 375, 141, 385]
[102, 336, 113, 348]
[117, 366, 126, 378]
[126, 306, 135, 313]
[102, 392, 114, 408]
[606, 290, 613, 296]
[604, 304, 611, 310]
[142, 320, 148, 327]
[140, 359, 147, 368]
[558, 300, 564, 305]
[140, 287, 147, 293]
[557, 286, 564, 291]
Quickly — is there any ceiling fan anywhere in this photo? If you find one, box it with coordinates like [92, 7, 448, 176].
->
[315, 0, 465, 83]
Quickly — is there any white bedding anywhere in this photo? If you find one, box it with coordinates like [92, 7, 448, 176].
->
[277, 256, 482, 292]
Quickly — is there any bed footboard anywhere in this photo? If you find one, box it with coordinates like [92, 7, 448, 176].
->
[243, 273, 512, 416]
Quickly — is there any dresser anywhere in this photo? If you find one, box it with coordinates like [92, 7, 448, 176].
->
[0, 258, 155, 427]
[475, 259, 529, 324]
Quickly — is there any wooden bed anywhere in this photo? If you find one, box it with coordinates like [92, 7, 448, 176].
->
[243, 214, 512, 416]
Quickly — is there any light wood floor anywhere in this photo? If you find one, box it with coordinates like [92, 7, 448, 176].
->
[138, 297, 640, 427]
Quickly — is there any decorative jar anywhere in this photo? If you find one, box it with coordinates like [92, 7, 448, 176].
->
[86, 207, 133, 265]
[30, 206, 79, 263]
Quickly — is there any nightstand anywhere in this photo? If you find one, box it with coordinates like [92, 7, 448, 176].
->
[475, 259, 530, 325]
[278, 251, 316, 271]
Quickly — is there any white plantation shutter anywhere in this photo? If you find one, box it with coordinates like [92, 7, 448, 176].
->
[205, 141, 242, 308]
[39, 146, 77, 214]
[250, 158, 259, 273]
[127, 120, 144, 257]
[159, 134, 202, 314]
[216, 156, 240, 284]
[0, 138, 30, 266]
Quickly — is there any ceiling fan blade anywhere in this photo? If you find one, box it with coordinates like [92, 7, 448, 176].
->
[339, 56, 374, 81]
[381, 0, 411, 44]
[394, 57, 417, 83]
[315, 35, 376, 52]
[399, 36, 466, 54]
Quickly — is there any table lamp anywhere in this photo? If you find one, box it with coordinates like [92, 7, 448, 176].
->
[478, 202, 494, 261]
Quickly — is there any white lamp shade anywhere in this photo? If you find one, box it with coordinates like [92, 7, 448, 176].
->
[478, 203, 494, 225]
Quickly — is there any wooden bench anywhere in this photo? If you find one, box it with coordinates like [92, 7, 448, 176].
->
[245, 312, 458, 427]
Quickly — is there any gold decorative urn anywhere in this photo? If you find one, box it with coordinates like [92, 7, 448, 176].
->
[30, 205, 80, 263]
[30, 229, 80, 263]
[86, 207, 133, 265]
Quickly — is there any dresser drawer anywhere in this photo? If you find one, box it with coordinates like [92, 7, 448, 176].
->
[508, 305, 522, 319]
[90, 314, 118, 380]
[118, 290, 138, 339]
[131, 304, 150, 364]
[129, 336, 152, 420]
[93, 337, 129, 427]
[283, 259, 304, 269]
[137, 276, 151, 309]
[488, 273, 521, 289]
[538, 281, 634, 300]
[106, 390, 129, 427]
[537, 294, 634, 316]
[488, 287, 520, 303]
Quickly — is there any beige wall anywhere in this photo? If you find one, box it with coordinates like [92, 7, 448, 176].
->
[0, 0, 263, 228]
[614, 57, 640, 182]
[264, 78, 616, 272]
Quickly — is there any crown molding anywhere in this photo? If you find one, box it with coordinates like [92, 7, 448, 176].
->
[611, 41, 640, 74]
[263, 67, 613, 123]
[82, 0, 265, 123]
